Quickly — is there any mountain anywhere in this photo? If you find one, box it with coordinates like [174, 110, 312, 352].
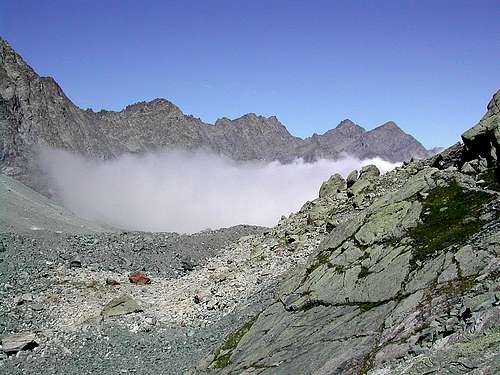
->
[0, 37, 431, 192]
[1, 91, 498, 375]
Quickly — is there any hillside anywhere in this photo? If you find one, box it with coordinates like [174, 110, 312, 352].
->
[0, 173, 113, 233]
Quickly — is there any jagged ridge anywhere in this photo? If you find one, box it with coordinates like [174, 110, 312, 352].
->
[0, 37, 430, 192]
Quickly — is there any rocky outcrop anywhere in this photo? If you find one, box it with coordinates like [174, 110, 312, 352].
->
[318, 173, 346, 198]
[462, 89, 500, 163]
[0, 37, 431, 193]
[195, 95, 500, 374]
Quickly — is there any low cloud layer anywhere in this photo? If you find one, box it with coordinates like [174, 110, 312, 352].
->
[38, 148, 400, 233]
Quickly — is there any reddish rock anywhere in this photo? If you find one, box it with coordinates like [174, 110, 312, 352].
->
[128, 272, 151, 285]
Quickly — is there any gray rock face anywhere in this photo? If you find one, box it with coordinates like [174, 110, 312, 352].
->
[0, 38, 431, 193]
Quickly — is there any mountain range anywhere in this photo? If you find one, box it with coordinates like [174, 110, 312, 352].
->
[0, 37, 431, 192]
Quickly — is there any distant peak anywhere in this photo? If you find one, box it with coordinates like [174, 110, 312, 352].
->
[377, 121, 401, 131]
[336, 119, 357, 129]
[327, 119, 365, 134]
[124, 98, 178, 112]
[241, 113, 259, 120]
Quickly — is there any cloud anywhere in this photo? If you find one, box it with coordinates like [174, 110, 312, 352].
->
[38, 148, 400, 233]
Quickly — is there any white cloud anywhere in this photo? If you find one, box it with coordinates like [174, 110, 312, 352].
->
[38, 148, 399, 233]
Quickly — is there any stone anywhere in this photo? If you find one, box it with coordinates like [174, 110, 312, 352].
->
[128, 271, 151, 285]
[462, 90, 500, 163]
[319, 173, 346, 198]
[14, 293, 33, 305]
[100, 295, 142, 318]
[181, 257, 196, 271]
[454, 245, 491, 277]
[1, 333, 38, 354]
[346, 169, 358, 188]
[360, 164, 381, 179]
[70, 255, 82, 268]
[460, 161, 477, 174]
[106, 278, 121, 286]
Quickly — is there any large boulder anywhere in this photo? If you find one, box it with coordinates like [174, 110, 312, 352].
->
[319, 173, 346, 198]
[462, 89, 500, 163]
[100, 295, 142, 318]
[350, 164, 381, 197]
[1, 333, 38, 354]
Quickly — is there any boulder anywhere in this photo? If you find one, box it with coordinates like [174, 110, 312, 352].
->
[350, 165, 380, 197]
[346, 169, 358, 188]
[359, 164, 380, 179]
[460, 161, 476, 174]
[100, 295, 142, 318]
[462, 89, 500, 163]
[319, 173, 346, 198]
[129, 271, 151, 285]
[1, 333, 38, 354]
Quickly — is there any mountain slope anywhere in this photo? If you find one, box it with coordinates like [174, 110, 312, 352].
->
[0, 37, 431, 192]
[0, 173, 114, 233]
[195, 90, 500, 374]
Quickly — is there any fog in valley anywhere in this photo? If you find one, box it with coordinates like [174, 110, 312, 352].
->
[39, 148, 400, 233]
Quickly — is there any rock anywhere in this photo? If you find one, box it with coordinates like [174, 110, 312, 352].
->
[349, 165, 381, 197]
[346, 169, 358, 188]
[319, 174, 346, 198]
[100, 295, 142, 318]
[128, 271, 151, 285]
[360, 164, 381, 179]
[106, 278, 121, 286]
[181, 257, 196, 272]
[70, 255, 82, 268]
[14, 293, 33, 305]
[460, 161, 476, 174]
[462, 89, 500, 163]
[1, 333, 38, 354]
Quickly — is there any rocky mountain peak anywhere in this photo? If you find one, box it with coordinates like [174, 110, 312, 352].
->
[123, 98, 180, 114]
[375, 121, 402, 132]
[336, 118, 360, 129]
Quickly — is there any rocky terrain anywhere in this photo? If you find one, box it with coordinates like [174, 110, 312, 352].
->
[0, 90, 498, 374]
[0, 37, 431, 194]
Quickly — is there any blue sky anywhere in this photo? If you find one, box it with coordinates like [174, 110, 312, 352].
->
[1, 0, 499, 148]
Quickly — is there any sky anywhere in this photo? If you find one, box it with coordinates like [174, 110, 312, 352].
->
[1, 0, 499, 149]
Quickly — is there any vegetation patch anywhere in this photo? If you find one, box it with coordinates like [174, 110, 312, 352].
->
[408, 180, 492, 264]
[211, 315, 259, 368]
[299, 299, 331, 312]
[305, 251, 332, 277]
[358, 265, 370, 279]
[358, 301, 384, 312]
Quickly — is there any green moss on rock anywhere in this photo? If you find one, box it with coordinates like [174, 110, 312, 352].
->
[408, 180, 492, 263]
[211, 315, 259, 368]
